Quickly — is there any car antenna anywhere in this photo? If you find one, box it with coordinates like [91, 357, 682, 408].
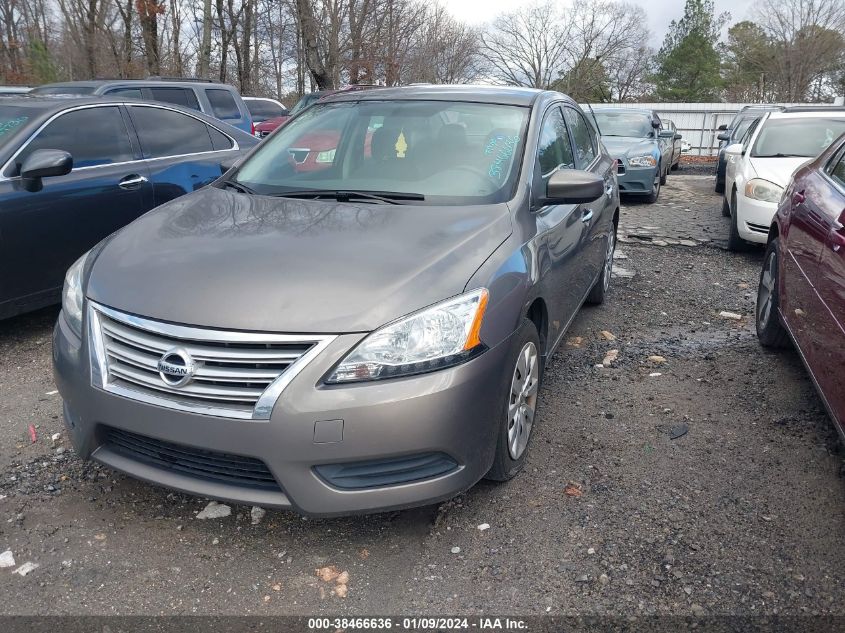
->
[587, 104, 603, 136]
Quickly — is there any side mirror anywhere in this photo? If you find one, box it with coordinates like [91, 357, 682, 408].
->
[545, 169, 604, 204]
[674, 133, 682, 141]
[219, 156, 241, 174]
[717, 132, 730, 142]
[724, 143, 744, 156]
[20, 149, 73, 192]
[718, 124, 728, 131]
[658, 130, 674, 139]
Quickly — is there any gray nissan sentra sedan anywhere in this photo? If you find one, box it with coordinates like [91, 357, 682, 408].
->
[53, 85, 620, 516]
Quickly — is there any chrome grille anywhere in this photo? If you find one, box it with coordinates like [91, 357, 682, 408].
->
[88, 303, 335, 420]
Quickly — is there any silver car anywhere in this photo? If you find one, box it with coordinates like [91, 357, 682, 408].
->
[53, 85, 620, 516]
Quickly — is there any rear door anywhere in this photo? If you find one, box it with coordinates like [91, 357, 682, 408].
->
[126, 104, 240, 207]
[0, 105, 152, 311]
[814, 149, 845, 430]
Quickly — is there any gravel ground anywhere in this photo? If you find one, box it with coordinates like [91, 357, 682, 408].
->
[0, 175, 842, 619]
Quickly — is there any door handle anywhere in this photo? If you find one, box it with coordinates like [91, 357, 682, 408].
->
[792, 190, 805, 205]
[581, 209, 594, 223]
[119, 174, 149, 190]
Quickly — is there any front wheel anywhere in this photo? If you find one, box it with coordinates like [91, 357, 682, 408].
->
[645, 170, 661, 203]
[727, 190, 749, 251]
[486, 320, 541, 482]
[659, 162, 667, 185]
[756, 239, 790, 348]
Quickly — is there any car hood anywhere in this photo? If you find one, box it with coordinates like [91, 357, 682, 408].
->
[86, 187, 512, 333]
[747, 156, 812, 187]
[601, 137, 656, 158]
[256, 115, 291, 132]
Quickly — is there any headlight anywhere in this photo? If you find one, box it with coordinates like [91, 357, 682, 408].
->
[627, 155, 657, 168]
[62, 252, 88, 337]
[315, 148, 336, 163]
[326, 288, 489, 383]
[744, 179, 783, 203]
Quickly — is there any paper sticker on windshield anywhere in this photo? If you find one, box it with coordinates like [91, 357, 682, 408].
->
[395, 130, 407, 158]
[0, 116, 27, 137]
[485, 135, 519, 180]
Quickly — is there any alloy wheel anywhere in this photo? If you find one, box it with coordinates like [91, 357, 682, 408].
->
[758, 249, 777, 328]
[602, 230, 616, 291]
[507, 342, 539, 460]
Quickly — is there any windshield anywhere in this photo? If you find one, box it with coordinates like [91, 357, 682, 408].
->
[0, 106, 30, 150]
[752, 117, 845, 157]
[30, 85, 96, 95]
[233, 100, 529, 205]
[592, 112, 653, 138]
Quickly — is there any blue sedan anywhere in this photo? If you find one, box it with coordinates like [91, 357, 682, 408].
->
[0, 95, 258, 319]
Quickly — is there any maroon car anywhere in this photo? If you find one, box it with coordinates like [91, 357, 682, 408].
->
[756, 132, 845, 436]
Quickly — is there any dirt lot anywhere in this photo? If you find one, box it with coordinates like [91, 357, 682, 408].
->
[0, 174, 843, 618]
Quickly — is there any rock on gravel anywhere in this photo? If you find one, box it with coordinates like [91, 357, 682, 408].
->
[14, 562, 38, 576]
[0, 550, 15, 568]
[195, 501, 231, 520]
[250, 506, 266, 525]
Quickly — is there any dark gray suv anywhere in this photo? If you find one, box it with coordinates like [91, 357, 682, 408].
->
[53, 85, 620, 516]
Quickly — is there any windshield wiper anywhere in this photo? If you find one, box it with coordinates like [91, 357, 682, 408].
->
[222, 180, 257, 195]
[271, 189, 425, 205]
[754, 153, 806, 158]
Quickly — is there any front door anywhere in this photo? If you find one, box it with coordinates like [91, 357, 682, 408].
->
[0, 105, 152, 314]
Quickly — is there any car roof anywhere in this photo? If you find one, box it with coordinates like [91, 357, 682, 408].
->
[590, 106, 655, 115]
[319, 84, 548, 107]
[33, 79, 237, 90]
[768, 108, 845, 119]
[778, 105, 845, 114]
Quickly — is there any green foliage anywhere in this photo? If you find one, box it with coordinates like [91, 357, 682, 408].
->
[551, 58, 612, 102]
[652, 0, 728, 101]
[28, 41, 58, 85]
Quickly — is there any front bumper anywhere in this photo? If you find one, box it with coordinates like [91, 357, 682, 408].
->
[735, 194, 776, 244]
[53, 310, 513, 516]
[616, 163, 657, 195]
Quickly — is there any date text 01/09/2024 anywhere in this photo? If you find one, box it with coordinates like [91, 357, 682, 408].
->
[307, 617, 529, 630]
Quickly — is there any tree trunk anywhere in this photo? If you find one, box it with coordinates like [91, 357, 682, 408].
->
[295, 0, 332, 89]
[198, 0, 212, 77]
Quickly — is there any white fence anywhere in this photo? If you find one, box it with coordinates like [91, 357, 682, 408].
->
[584, 102, 806, 157]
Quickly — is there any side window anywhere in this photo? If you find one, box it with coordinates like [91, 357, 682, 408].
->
[564, 107, 597, 168]
[208, 126, 234, 151]
[148, 87, 201, 111]
[15, 106, 133, 173]
[537, 107, 575, 175]
[129, 106, 213, 158]
[829, 151, 845, 189]
[741, 119, 760, 149]
[205, 89, 241, 120]
[106, 87, 143, 99]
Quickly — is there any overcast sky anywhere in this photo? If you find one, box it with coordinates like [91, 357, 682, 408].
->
[441, 0, 758, 48]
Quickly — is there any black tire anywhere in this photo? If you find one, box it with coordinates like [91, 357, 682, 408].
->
[715, 180, 725, 194]
[756, 239, 790, 348]
[659, 162, 667, 185]
[721, 195, 730, 217]
[486, 319, 542, 482]
[727, 189, 749, 252]
[586, 224, 616, 305]
[645, 170, 661, 203]
[671, 160, 680, 171]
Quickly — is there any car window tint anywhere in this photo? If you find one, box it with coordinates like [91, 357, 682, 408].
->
[246, 99, 285, 122]
[564, 107, 596, 168]
[208, 125, 234, 151]
[129, 106, 213, 158]
[15, 106, 133, 173]
[538, 107, 575, 175]
[149, 87, 201, 111]
[205, 89, 241, 120]
[831, 153, 845, 188]
[105, 87, 143, 99]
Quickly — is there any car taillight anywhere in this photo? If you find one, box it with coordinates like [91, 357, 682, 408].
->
[251, 121, 257, 137]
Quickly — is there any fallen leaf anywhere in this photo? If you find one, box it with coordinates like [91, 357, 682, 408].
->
[335, 584, 349, 598]
[316, 566, 341, 583]
[263, 595, 271, 603]
[602, 349, 619, 366]
[566, 336, 584, 348]
[358, 548, 370, 560]
[600, 330, 616, 341]
[647, 355, 666, 363]
[94, 533, 107, 541]
[272, 584, 281, 592]
[564, 482, 583, 497]
[336, 571, 349, 585]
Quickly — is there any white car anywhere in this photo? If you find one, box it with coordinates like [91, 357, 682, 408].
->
[723, 107, 845, 250]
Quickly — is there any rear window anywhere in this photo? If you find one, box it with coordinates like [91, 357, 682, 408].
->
[245, 99, 285, 122]
[149, 87, 201, 111]
[30, 85, 96, 95]
[205, 89, 241, 120]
